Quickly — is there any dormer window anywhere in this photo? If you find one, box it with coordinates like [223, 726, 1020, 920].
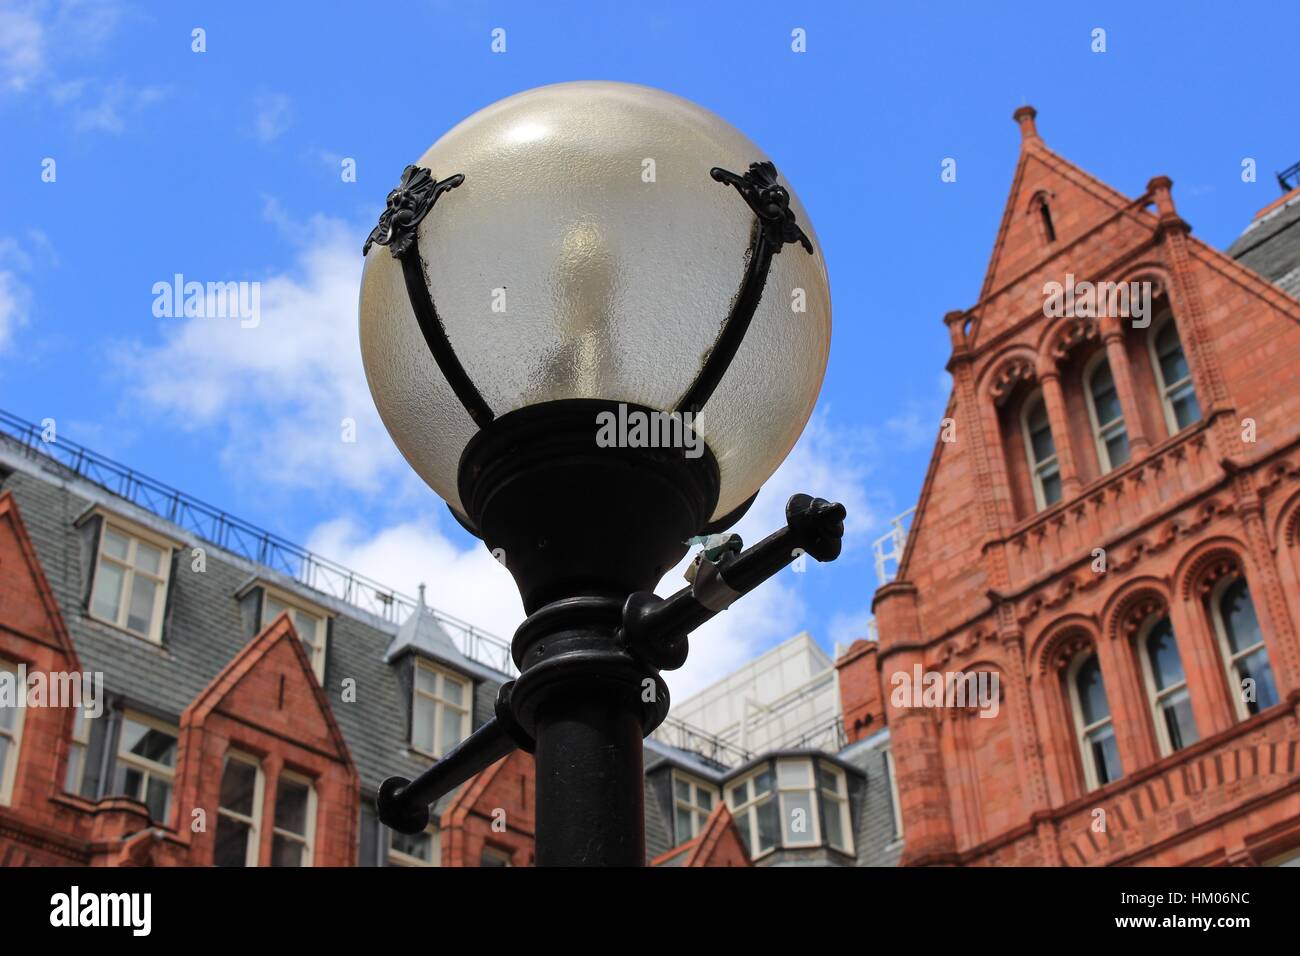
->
[260, 588, 329, 682]
[87, 516, 175, 644]
[412, 660, 471, 758]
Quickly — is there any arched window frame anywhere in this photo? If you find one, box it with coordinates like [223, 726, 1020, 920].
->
[1208, 573, 1277, 720]
[1019, 390, 1061, 510]
[1146, 311, 1201, 435]
[1066, 651, 1121, 791]
[1134, 614, 1197, 757]
[1082, 351, 1130, 474]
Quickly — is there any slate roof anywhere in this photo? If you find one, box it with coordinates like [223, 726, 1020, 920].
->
[0, 437, 508, 800]
[1227, 188, 1300, 299]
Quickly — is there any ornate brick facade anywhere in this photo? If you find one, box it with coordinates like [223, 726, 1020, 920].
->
[839, 107, 1300, 867]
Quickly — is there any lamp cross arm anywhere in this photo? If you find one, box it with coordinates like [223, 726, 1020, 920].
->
[620, 493, 846, 670]
[375, 682, 531, 835]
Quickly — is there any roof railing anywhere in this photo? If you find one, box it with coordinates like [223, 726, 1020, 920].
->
[0, 408, 516, 677]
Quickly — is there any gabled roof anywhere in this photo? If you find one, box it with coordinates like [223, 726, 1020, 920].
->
[182, 612, 355, 769]
[0, 491, 81, 666]
[978, 106, 1150, 302]
[650, 803, 750, 867]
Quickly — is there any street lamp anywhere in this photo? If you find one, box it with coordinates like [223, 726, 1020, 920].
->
[361, 81, 844, 866]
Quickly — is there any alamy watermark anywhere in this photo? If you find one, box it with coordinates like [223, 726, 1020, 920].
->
[152, 273, 261, 328]
[595, 403, 703, 459]
[0, 666, 103, 718]
[890, 665, 1000, 719]
[1043, 273, 1154, 328]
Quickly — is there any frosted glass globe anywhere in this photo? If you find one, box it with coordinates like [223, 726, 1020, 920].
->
[359, 81, 831, 521]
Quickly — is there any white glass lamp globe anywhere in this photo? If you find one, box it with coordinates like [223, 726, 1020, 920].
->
[358, 81, 831, 525]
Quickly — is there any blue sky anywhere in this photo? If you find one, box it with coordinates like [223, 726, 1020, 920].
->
[1, 0, 1296, 696]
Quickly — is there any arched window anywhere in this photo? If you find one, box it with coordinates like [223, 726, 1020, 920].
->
[1036, 196, 1056, 243]
[1020, 392, 1061, 509]
[1148, 314, 1201, 434]
[1138, 616, 1198, 755]
[1083, 354, 1130, 472]
[1067, 652, 1122, 790]
[1211, 576, 1278, 718]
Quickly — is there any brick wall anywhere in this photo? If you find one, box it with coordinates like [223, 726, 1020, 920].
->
[842, 107, 1300, 867]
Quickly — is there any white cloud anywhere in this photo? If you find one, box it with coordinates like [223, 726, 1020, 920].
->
[305, 515, 525, 643]
[0, 1, 44, 92]
[301, 407, 882, 699]
[1, 1, 160, 132]
[54, 77, 166, 133]
[0, 269, 27, 350]
[0, 232, 45, 352]
[253, 92, 293, 143]
[118, 213, 408, 495]
[120, 206, 885, 696]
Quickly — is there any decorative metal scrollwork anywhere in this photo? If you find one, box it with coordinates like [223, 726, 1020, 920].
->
[364, 165, 465, 258]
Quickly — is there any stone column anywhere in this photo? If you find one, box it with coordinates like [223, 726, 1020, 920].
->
[1039, 365, 1082, 497]
[1100, 314, 1151, 459]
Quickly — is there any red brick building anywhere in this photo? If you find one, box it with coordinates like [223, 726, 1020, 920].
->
[839, 107, 1300, 867]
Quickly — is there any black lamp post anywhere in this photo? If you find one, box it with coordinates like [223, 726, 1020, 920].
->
[360, 82, 843, 866]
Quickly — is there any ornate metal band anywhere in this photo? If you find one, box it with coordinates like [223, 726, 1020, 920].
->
[674, 161, 814, 416]
[364, 165, 495, 428]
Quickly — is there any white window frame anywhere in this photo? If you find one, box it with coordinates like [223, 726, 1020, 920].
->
[389, 824, 440, 867]
[64, 709, 92, 794]
[1146, 312, 1200, 435]
[883, 748, 903, 841]
[776, 757, 821, 847]
[411, 660, 471, 759]
[817, 761, 854, 855]
[1082, 352, 1129, 474]
[260, 586, 330, 682]
[1020, 391, 1061, 510]
[215, 751, 265, 867]
[1135, 615, 1196, 757]
[88, 517, 175, 644]
[1067, 652, 1119, 792]
[1209, 574, 1273, 721]
[670, 770, 718, 843]
[114, 710, 178, 823]
[271, 770, 316, 867]
[0, 659, 26, 806]
[726, 766, 777, 859]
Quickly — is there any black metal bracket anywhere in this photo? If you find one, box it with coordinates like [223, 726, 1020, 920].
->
[364, 165, 495, 429]
[374, 492, 845, 835]
[675, 161, 814, 416]
[620, 494, 844, 670]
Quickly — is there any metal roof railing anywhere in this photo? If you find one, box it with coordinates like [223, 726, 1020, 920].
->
[0, 408, 516, 677]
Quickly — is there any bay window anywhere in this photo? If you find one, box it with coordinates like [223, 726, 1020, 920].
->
[672, 770, 717, 842]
